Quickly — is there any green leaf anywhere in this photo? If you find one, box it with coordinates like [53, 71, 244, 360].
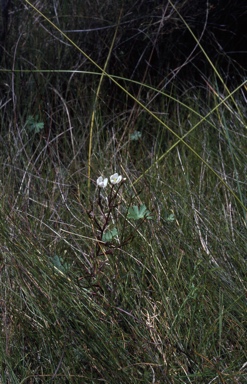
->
[26, 115, 44, 134]
[127, 204, 152, 220]
[102, 227, 118, 242]
[51, 255, 70, 274]
[165, 213, 175, 222]
[130, 131, 142, 141]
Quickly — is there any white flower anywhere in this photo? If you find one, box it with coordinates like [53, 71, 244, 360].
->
[110, 173, 122, 185]
[96, 176, 108, 188]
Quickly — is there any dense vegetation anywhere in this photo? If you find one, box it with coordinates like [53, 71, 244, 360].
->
[0, 1, 246, 383]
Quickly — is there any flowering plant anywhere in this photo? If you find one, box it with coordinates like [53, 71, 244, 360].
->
[86, 172, 155, 279]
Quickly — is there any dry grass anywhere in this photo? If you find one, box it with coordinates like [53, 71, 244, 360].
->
[0, 1, 246, 383]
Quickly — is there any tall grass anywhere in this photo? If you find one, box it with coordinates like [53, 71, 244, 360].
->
[0, 0, 246, 383]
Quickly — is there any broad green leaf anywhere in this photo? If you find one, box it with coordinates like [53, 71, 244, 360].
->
[127, 204, 152, 220]
[102, 227, 118, 242]
[26, 115, 44, 134]
[165, 213, 175, 222]
[130, 131, 142, 141]
[51, 255, 70, 274]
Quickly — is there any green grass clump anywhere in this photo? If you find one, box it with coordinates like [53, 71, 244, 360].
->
[0, 1, 246, 383]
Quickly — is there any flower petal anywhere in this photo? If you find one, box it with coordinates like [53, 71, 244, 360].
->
[97, 176, 108, 188]
[110, 173, 122, 184]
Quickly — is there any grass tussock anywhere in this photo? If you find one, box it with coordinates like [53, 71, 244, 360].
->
[0, 0, 246, 383]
